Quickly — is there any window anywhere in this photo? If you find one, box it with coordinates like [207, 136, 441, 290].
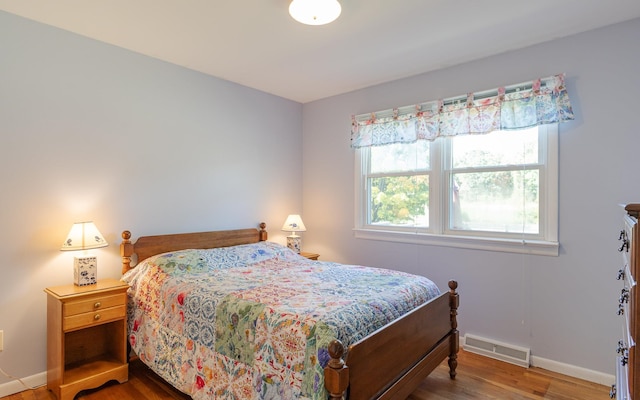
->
[351, 74, 573, 255]
[355, 125, 559, 255]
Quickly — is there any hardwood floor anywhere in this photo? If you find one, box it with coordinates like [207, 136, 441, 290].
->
[408, 351, 610, 400]
[3, 350, 610, 400]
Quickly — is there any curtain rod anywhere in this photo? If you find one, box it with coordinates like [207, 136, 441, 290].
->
[354, 76, 555, 122]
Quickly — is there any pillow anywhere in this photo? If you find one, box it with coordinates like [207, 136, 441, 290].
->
[147, 241, 298, 274]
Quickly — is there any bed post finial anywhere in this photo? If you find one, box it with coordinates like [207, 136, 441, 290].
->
[324, 339, 349, 400]
[448, 280, 459, 379]
[121, 230, 133, 274]
[259, 222, 267, 241]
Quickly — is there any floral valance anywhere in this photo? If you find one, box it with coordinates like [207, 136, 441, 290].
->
[351, 74, 575, 148]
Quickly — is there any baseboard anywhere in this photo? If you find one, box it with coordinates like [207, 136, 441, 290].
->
[0, 371, 46, 397]
[531, 355, 614, 387]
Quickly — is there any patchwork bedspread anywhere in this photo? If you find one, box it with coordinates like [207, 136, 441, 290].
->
[123, 241, 440, 400]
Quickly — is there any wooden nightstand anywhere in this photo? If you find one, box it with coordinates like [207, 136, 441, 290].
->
[45, 278, 129, 400]
[300, 251, 320, 260]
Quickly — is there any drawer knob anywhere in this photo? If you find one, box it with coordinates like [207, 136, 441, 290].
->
[610, 384, 616, 398]
[618, 239, 629, 252]
[618, 230, 629, 252]
[619, 288, 630, 304]
[94, 302, 101, 309]
[94, 314, 101, 321]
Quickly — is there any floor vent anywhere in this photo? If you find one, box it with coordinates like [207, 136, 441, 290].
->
[463, 334, 531, 368]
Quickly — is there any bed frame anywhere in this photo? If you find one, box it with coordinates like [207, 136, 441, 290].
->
[120, 223, 459, 400]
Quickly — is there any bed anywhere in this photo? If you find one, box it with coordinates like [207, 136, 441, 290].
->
[120, 223, 459, 400]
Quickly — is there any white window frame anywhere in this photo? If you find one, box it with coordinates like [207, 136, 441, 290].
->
[354, 125, 559, 256]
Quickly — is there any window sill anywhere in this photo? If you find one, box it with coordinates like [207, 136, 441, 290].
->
[353, 228, 559, 256]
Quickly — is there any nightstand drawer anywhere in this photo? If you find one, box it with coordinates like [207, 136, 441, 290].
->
[64, 293, 125, 316]
[63, 305, 126, 331]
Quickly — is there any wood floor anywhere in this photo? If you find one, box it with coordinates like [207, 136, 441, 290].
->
[4, 350, 611, 400]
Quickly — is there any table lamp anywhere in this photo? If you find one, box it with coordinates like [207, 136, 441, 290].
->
[281, 214, 306, 253]
[60, 221, 108, 286]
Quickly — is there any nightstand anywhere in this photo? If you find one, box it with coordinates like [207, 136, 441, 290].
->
[300, 251, 320, 260]
[45, 278, 129, 400]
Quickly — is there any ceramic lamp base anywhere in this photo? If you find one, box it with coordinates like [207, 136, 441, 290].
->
[74, 256, 98, 286]
[286, 235, 302, 253]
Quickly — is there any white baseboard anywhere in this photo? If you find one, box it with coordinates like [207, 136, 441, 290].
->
[0, 371, 46, 397]
[530, 355, 614, 386]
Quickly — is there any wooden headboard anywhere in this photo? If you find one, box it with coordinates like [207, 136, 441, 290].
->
[120, 222, 268, 274]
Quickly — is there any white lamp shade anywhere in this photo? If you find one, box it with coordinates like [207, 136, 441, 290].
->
[61, 221, 108, 251]
[289, 0, 341, 25]
[282, 214, 307, 232]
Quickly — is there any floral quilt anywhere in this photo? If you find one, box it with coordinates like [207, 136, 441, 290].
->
[123, 241, 440, 400]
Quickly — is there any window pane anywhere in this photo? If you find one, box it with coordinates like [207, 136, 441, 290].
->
[451, 128, 538, 168]
[369, 175, 429, 227]
[370, 141, 430, 173]
[451, 170, 539, 234]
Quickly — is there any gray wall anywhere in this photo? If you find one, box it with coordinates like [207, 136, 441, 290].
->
[0, 11, 302, 384]
[302, 18, 640, 378]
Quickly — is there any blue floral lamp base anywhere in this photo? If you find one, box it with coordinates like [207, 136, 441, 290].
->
[286, 235, 302, 253]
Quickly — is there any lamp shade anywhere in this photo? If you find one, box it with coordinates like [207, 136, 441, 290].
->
[282, 214, 306, 232]
[61, 221, 108, 251]
[289, 0, 341, 25]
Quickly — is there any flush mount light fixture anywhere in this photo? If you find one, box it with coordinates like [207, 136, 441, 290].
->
[289, 0, 342, 25]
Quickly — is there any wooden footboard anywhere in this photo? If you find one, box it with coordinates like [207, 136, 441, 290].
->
[325, 280, 459, 400]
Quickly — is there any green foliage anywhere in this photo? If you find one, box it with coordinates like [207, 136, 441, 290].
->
[454, 150, 514, 201]
[455, 171, 514, 201]
[370, 175, 428, 224]
[368, 134, 540, 232]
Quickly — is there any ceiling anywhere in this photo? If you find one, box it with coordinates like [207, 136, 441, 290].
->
[2, 1, 640, 103]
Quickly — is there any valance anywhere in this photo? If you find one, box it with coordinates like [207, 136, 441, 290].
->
[351, 74, 574, 148]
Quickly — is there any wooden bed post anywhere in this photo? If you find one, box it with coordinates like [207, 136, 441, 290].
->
[259, 222, 268, 241]
[324, 340, 349, 399]
[448, 280, 459, 379]
[121, 230, 133, 274]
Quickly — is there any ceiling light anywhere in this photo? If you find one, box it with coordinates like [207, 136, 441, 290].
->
[289, 0, 342, 25]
